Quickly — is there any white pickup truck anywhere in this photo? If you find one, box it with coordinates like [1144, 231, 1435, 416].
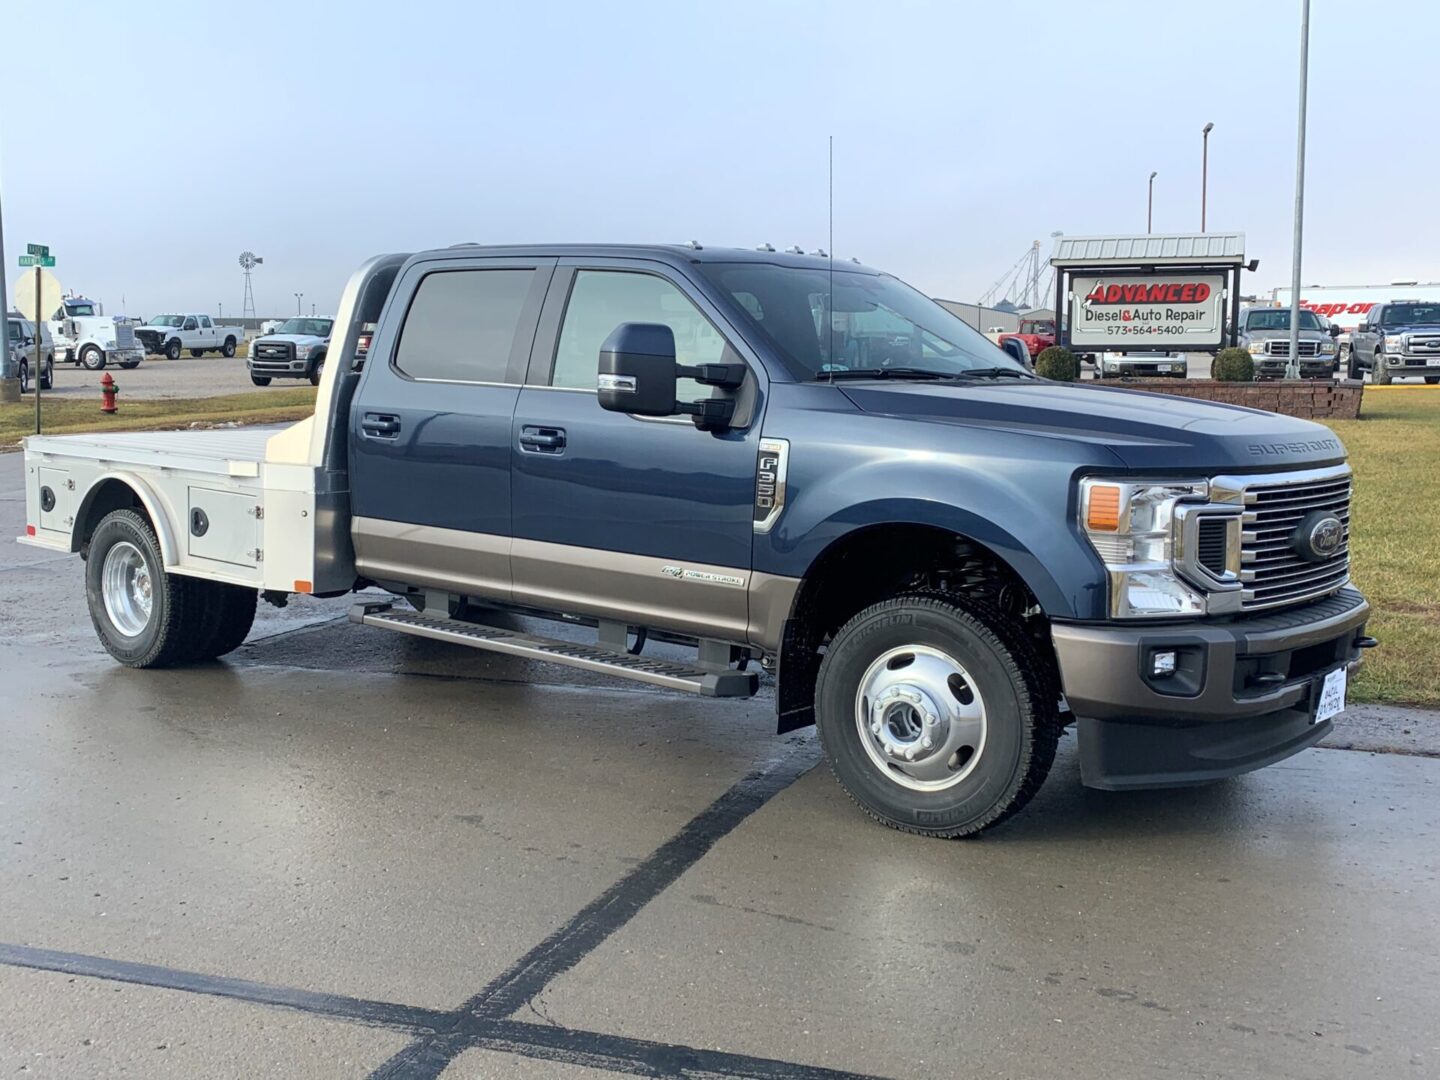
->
[134, 314, 244, 360]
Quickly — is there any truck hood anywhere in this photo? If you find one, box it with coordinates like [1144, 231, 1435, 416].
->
[1244, 328, 1327, 341]
[1381, 324, 1440, 336]
[837, 380, 1347, 473]
[252, 334, 327, 347]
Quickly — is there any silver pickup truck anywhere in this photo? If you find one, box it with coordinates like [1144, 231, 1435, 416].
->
[1238, 307, 1337, 379]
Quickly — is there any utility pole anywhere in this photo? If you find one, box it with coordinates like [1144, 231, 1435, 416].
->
[1202, 122, 1214, 232]
[1286, 0, 1310, 379]
[0, 178, 9, 382]
[1147, 171, 1158, 233]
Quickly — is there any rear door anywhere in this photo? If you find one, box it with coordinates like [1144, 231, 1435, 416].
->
[509, 259, 767, 642]
[349, 255, 556, 602]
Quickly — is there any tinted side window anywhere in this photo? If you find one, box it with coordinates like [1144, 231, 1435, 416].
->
[550, 270, 729, 396]
[394, 269, 535, 383]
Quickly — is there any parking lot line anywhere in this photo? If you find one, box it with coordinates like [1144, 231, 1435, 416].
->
[0, 740, 892, 1080]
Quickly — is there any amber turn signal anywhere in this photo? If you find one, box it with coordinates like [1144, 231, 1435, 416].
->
[1086, 484, 1122, 532]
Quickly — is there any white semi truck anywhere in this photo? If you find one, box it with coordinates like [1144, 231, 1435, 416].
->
[46, 297, 145, 371]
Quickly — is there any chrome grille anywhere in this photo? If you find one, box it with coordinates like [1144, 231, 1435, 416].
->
[1263, 339, 1320, 357]
[1239, 472, 1350, 610]
[115, 324, 136, 348]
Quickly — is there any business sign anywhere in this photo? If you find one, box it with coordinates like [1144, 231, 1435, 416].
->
[1271, 282, 1440, 330]
[1069, 272, 1226, 350]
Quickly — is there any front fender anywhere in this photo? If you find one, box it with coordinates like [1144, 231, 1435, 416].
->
[758, 453, 1109, 621]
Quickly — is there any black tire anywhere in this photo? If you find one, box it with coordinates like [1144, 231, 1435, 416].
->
[814, 595, 1059, 838]
[308, 353, 325, 386]
[18, 360, 29, 394]
[40, 356, 54, 390]
[1346, 351, 1363, 381]
[166, 339, 182, 361]
[182, 580, 258, 661]
[190, 348, 204, 358]
[1373, 355, 1392, 385]
[1426, 377, 1439, 385]
[119, 360, 140, 369]
[80, 346, 106, 371]
[250, 374, 272, 387]
[222, 337, 237, 358]
[84, 509, 194, 668]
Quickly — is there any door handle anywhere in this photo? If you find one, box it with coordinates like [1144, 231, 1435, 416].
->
[519, 425, 566, 453]
[361, 413, 401, 438]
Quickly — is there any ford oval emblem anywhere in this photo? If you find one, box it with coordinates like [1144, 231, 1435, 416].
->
[1291, 511, 1345, 562]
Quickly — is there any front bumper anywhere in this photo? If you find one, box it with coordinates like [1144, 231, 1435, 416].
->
[1384, 355, 1440, 375]
[1051, 588, 1370, 789]
[1254, 357, 1335, 378]
[109, 347, 144, 366]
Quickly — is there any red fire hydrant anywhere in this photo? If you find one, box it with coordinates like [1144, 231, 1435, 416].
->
[100, 372, 119, 414]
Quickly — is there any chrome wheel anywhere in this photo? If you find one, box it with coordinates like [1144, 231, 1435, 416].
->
[854, 644, 987, 791]
[101, 540, 154, 637]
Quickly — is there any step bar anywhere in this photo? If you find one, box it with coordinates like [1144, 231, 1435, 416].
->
[350, 602, 758, 698]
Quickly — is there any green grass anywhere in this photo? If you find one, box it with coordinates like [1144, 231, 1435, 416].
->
[0, 387, 317, 446]
[1324, 387, 1440, 706]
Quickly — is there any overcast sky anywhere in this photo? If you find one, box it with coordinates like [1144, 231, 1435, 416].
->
[1, 0, 1434, 318]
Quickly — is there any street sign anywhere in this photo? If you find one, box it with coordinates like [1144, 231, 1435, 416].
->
[18, 254, 56, 267]
[26, 243, 49, 257]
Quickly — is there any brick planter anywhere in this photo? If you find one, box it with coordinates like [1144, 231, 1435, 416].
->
[1095, 378, 1363, 420]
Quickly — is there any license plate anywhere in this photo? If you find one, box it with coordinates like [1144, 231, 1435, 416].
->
[1426, 356, 1440, 367]
[1158, 364, 1172, 371]
[1315, 667, 1347, 723]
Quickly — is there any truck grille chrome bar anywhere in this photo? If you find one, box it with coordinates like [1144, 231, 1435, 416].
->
[1233, 468, 1351, 611]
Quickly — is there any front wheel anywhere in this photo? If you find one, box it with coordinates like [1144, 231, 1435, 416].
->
[815, 595, 1059, 838]
[1346, 351, 1363, 380]
[166, 339, 182, 360]
[308, 354, 325, 386]
[40, 356, 54, 390]
[250, 373, 272, 386]
[1373, 356, 1392, 385]
[85, 509, 196, 668]
[1426, 376, 1439, 385]
[80, 346, 106, 371]
[18, 360, 29, 394]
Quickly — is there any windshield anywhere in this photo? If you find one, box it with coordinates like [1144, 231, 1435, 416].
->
[65, 302, 97, 317]
[1382, 303, 1440, 327]
[149, 315, 184, 327]
[695, 263, 1019, 379]
[1245, 309, 1320, 331]
[273, 318, 333, 337]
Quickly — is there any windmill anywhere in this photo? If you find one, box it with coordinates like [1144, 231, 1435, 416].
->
[238, 251, 263, 321]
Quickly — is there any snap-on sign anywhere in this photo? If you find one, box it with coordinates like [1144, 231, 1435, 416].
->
[1069, 272, 1226, 351]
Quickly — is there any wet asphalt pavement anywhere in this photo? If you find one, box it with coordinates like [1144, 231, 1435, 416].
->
[0, 451, 1437, 1079]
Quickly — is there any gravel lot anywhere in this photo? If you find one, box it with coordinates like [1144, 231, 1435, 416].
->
[37, 353, 292, 401]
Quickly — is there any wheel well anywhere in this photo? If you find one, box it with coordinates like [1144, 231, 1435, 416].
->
[775, 524, 1056, 732]
[73, 480, 148, 556]
[224, 335, 236, 345]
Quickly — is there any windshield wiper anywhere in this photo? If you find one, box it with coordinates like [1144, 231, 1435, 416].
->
[816, 367, 961, 382]
[951, 367, 1034, 380]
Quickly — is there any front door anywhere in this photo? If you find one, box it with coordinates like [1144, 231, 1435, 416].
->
[349, 255, 555, 602]
[510, 261, 766, 642]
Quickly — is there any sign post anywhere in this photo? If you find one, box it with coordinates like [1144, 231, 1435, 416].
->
[19, 245, 55, 434]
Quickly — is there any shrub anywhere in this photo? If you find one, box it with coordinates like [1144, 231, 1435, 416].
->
[1034, 346, 1079, 382]
[1211, 348, 1255, 382]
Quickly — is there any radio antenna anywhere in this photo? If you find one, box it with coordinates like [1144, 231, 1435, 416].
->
[828, 134, 835, 367]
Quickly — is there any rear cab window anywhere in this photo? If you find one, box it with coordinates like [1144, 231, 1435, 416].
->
[393, 268, 538, 384]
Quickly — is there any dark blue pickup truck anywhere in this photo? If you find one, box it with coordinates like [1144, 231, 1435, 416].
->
[27, 244, 1373, 837]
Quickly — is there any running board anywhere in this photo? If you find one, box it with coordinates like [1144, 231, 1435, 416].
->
[350, 602, 758, 697]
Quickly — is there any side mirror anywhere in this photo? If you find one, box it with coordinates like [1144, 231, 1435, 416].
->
[1356, 323, 1368, 333]
[597, 323, 746, 432]
[1329, 324, 1341, 338]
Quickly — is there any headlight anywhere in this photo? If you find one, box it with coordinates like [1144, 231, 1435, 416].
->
[1247, 341, 1266, 355]
[1079, 478, 1209, 618]
[295, 344, 314, 358]
[1320, 342, 1337, 354]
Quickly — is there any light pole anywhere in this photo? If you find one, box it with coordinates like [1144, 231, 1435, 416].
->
[1286, 0, 1310, 379]
[311, 303, 316, 317]
[1201, 122, 1214, 232]
[1147, 171, 1158, 233]
[218, 301, 223, 319]
[294, 292, 304, 316]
